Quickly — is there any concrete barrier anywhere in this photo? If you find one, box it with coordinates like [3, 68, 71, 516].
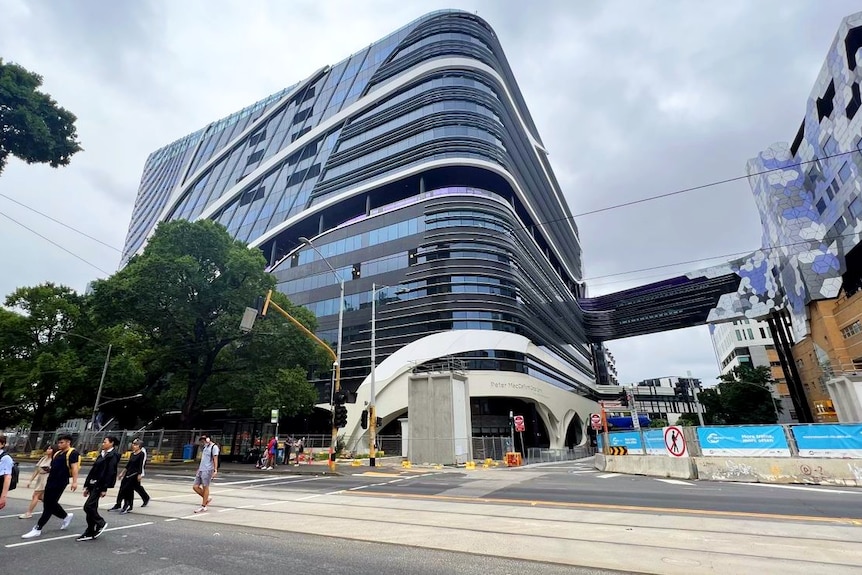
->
[595, 453, 697, 479]
[694, 456, 862, 486]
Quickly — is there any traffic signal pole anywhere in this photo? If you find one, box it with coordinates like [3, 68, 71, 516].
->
[256, 290, 340, 472]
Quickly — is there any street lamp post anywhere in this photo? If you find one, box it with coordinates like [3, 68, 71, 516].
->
[369, 283, 387, 468]
[299, 237, 344, 473]
[57, 331, 112, 432]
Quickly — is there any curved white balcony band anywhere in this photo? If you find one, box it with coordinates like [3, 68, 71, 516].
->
[139, 57, 580, 270]
[250, 156, 582, 285]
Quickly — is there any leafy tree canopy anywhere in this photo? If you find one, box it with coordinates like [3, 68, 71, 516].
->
[699, 364, 781, 425]
[91, 220, 324, 426]
[0, 59, 82, 175]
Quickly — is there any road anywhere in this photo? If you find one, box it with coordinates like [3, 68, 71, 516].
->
[2, 457, 862, 574]
[146, 457, 862, 520]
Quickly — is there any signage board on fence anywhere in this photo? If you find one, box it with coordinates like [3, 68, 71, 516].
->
[792, 424, 862, 458]
[598, 431, 644, 454]
[696, 425, 791, 457]
[643, 429, 665, 455]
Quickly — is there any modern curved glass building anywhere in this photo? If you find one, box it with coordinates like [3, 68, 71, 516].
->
[123, 10, 599, 449]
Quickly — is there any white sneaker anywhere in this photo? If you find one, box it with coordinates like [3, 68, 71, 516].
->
[60, 513, 74, 530]
[193, 506, 208, 513]
[21, 527, 42, 539]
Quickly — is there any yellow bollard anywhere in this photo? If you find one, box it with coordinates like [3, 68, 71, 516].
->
[351, 459, 362, 466]
[465, 461, 476, 470]
[401, 460, 412, 469]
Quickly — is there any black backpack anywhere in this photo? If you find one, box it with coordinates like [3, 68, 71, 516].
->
[1, 452, 19, 490]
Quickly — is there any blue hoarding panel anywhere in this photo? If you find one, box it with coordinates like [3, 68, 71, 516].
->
[598, 431, 644, 454]
[643, 429, 665, 455]
[792, 424, 862, 458]
[697, 425, 791, 457]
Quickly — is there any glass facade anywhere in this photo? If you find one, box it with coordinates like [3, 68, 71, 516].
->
[123, 10, 594, 401]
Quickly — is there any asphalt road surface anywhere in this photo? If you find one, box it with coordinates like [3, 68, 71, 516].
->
[0, 495, 625, 575]
[133, 457, 862, 521]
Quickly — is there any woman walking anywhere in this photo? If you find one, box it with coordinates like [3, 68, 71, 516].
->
[19, 445, 54, 519]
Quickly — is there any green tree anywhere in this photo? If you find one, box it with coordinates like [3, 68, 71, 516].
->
[0, 284, 88, 429]
[675, 413, 700, 426]
[0, 59, 82, 175]
[91, 220, 323, 426]
[648, 418, 669, 428]
[699, 364, 781, 424]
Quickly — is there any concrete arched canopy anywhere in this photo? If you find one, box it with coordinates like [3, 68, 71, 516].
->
[344, 330, 598, 451]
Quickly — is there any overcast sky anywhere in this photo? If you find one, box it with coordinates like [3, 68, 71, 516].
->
[1, 0, 859, 386]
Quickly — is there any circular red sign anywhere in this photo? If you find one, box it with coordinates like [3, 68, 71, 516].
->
[663, 426, 687, 457]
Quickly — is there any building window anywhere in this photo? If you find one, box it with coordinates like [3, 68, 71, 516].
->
[839, 162, 852, 183]
[760, 327, 767, 339]
[248, 130, 267, 147]
[735, 330, 742, 341]
[850, 197, 862, 219]
[292, 108, 313, 124]
[747, 328, 754, 339]
[842, 321, 862, 339]
[291, 126, 312, 142]
[246, 150, 264, 166]
[816, 198, 827, 214]
[239, 186, 266, 206]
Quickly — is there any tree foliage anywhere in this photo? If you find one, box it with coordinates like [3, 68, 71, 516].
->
[90, 220, 323, 426]
[698, 364, 781, 425]
[0, 59, 82, 175]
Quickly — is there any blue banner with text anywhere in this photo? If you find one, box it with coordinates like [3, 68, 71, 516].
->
[792, 424, 862, 458]
[598, 431, 644, 454]
[697, 425, 791, 457]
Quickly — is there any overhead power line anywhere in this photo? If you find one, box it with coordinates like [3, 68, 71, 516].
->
[0, 193, 122, 252]
[548, 148, 859, 225]
[0, 210, 112, 276]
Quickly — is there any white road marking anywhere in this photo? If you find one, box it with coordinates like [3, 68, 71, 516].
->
[164, 518, 179, 522]
[212, 476, 297, 486]
[596, 473, 620, 479]
[654, 479, 695, 486]
[237, 504, 257, 509]
[5, 521, 153, 548]
[349, 485, 368, 490]
[1, 505, 84, 520]
[217, 508, 235, 513]
[295, 489, 344, 501]
[739, 483, 862, 495]
[388, 478, 405, 483]
[569, 470, 597, 474]
[242, 476, 327, 489]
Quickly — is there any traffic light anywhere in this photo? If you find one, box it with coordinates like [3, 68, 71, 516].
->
[360, 409, 368, 430]
[619, 390, 628, 407]
[334, 405, 348, 428]
[333, 390, 348, 428]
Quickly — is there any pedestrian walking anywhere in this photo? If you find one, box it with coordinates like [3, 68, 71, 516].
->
[0, 434, 14, 511]
[22, 434, 79, 539]
[113, 439, 149, 513]
[192, 434, 219, 513]
[19, 445, 54, 519]
[264, 436, 277, 469]
[77, 436, 120, 541]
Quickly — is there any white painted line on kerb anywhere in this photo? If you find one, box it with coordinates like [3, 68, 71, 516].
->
[6, 522, 154, 548]
[596, 473, 620, 479]
[654, 479, 695, 486]
[739, 483, 862, 495]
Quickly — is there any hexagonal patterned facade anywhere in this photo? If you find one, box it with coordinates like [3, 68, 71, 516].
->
[706, 11, 862, 341]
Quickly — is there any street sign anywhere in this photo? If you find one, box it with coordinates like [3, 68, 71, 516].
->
[271, 409, 279, 424]
[590, 413, 602, 430]
[663, 425, 688, 457]
[513, 415, 525, 433]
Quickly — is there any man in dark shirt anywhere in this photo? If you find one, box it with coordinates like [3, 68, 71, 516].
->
[77, 436, 120, 541]
[113, 438, 149, 513]
[22, 434, 79, 539]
